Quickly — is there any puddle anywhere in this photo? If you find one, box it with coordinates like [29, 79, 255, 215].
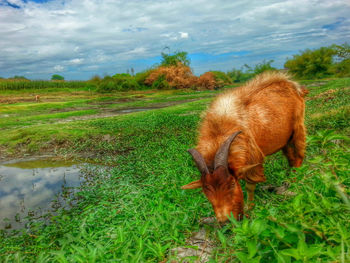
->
[0, 158, 87, 229]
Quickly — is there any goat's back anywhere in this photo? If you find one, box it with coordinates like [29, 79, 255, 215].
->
[199, 71, 306, 158]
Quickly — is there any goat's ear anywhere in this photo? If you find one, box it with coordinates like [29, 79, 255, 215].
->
[181, 180, 202, 190]
[236, 163, 260, 178]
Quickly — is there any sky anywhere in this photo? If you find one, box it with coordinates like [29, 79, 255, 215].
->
[0, 0, 349, 80]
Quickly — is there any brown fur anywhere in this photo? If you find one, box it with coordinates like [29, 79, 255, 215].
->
[185, 71, 307, 222]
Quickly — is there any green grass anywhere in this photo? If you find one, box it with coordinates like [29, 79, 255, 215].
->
[0, 78, 349, 262]
[0, 88, 216, 133]
[0, 109, 99, 129]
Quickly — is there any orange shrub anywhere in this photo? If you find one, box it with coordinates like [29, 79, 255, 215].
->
[197, 72, 216, 90]
[145, 63, 224, 90]
[145, 63, 198, 89]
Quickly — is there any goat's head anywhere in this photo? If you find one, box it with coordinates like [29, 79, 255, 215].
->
[182, 131, 257, 223]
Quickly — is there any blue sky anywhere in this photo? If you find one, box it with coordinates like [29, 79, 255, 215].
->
[0, 0, 349, 80]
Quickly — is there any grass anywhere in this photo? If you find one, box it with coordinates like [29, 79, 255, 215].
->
[0, 88, 215, 133]
[0, 78, 349, 262]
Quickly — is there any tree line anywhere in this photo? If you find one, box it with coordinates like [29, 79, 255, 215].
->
[1, 43, 348, 92]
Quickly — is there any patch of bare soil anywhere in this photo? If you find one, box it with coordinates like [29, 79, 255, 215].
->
[86, 97, 135, 105]
[307, 89, 337, 101]
[306, 81, 328, 87]
[0, 96, 39, 104]
[261, 182, 296, 196]
[170, 228, 215, 262]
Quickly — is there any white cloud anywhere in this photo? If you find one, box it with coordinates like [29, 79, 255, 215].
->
[69, 58, 84, 65]
[179, 32, 189, 39]
[0, 0, 349, 79]
[54, 65, 64, 72]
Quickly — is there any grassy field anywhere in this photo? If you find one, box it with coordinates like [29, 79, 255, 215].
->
[0, 78, 349, 262]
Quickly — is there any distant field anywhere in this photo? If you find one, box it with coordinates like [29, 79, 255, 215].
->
[0, 79, 89, 91]
[0, 78, 349, 262]
[0, 88, 215, 132]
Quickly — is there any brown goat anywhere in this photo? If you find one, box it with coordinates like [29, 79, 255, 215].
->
[182, 72, 307, 223]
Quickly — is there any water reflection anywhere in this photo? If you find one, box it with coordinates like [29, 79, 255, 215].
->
[0, 159, 84, 229]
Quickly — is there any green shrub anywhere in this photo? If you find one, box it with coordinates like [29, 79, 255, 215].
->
[113, 73, 141, 91]
[120, 78, 140, 91]
[285, 47, 335, 79]
[51, 74, 65, 80]
[135, 69, 154, 87]
[210, 71, 232, 87]
[151, 75, 170, 90]
[252, 59, 276, 75]
[227, 68, 254, 83]
[227, 60, 276, 83]
[89, 75, 102, 83]
[96, 74, 143, 92]
[97, 80, 118, 93]
[331, 59, 350, 77]
[330, 42, 350, 77]
[10, 75, 28, 80]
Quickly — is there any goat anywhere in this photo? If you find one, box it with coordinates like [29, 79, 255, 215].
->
[182, 72, 307, 223]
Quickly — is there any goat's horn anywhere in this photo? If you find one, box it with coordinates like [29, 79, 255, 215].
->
[188, 149, 209, 175]
[214, 131, 242, 169]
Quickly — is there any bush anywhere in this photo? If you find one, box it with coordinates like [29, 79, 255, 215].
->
[96, 74, 143, 93]
[210, 71, 232, 88]
[151, 75, 170, 90]
[97, 76, 118, 93]
[227, 68, 253, 83]
[145, 64, 197, 89]
[114, 73, 141, 91]
[331, 59, 350, 77]
[197, 72, 216, 90]
[285, 47, 335, 79]
[51, 74, 64, 80]
[331, 43, 350, 77]
[89, 75, 102, 83]
[10, 75, 28, 80]
[134, 69, 154, 87]
[252, 59, 276, 75]
[227, 60, 276, 83]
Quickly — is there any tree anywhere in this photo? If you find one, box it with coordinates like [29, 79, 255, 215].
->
[252, 59, 276, 75]
[160, 51, 190, 67]
[332, 43, 350, 61]
[12, 75, 28, 80]
[51, 74, 64, 80]
[331, 43, 350, 77]
[284, 47, 335, 79]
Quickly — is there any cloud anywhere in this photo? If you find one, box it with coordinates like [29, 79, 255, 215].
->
[53, 65, 64, 72]
[0, 0, 349, 79]
[69, 58, 84, 65]
[179, 32, 189, 39]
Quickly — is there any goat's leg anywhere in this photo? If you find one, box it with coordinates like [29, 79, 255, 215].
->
[292, 122, 306, 167]
[245, 182, 256, 210]
[283, 123, 306, 168]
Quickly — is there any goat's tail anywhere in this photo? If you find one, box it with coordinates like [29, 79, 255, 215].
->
[298, 85, 309, 97]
